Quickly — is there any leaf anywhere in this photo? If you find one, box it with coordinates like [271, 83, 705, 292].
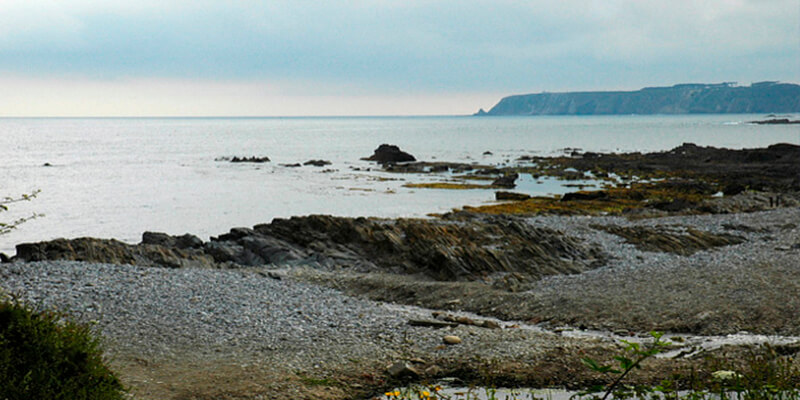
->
[615, 356, 634, 370]
[582, 357, 602, 371]
[620, 340, 640, 353]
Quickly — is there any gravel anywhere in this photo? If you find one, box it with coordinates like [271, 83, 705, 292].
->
[0, 260, 575, 374]
[1, 207, 798, 397]
[513, 207, 800, 335]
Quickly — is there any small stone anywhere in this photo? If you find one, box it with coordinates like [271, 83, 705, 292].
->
[388, 362, 420, 378]
[481, 320, 501, 329]
[443, 335, 462, 345]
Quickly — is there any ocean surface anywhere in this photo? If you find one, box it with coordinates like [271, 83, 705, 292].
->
[2, 114, 798, 255]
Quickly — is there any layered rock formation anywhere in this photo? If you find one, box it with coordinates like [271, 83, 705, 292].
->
[11, 215, 606, 288]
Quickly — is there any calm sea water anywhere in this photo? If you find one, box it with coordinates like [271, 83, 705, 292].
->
[1, 115, 798, 254]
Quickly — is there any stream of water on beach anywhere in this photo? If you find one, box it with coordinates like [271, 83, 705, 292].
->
[2, 114, 798, 254]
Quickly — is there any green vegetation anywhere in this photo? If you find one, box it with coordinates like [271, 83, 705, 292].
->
[0, 190, 41, 236]
[579, 331, 670, 400]
[380, 333, 800, 400]
[0, 296, 126, 400]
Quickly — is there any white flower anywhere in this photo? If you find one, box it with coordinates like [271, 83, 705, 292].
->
[712, 370, 742, 381]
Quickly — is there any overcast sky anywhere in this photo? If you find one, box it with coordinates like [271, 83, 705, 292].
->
[1, 0, 798, 116]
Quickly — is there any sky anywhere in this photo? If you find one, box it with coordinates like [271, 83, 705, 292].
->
[1, 0, 798, 116]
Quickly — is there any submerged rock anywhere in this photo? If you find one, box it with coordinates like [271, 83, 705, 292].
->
[303, 159, 332, 167]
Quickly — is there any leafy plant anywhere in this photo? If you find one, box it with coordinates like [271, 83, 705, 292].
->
[578, 331, 671, 400]
[0, 296, 126, 399]
[0, 190, 42, 236]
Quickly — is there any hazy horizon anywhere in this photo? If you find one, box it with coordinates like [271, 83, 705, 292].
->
[2, 1, 798, 117]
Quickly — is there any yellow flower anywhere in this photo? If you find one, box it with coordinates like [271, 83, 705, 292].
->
[434, 386, 442, 392]
[394, 390, 401, 396]
[385, 392, 395, 397]
[421, 390, 431, 397]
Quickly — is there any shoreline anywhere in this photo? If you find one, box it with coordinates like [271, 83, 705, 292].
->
[2, 142, 799, 399]
[2, 206, 799, 399]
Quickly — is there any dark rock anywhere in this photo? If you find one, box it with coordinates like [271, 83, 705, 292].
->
[650, 198, 696, 212]
[722, 183, 746, 196]
[13, 214, 608, 285]
[751, 118, 800, 125]
[203, 241, 242, 263]
[495, 191, 531, 201]
[142, 231, 176, 247]
[15, 237, 216, 268]
[223, 156, 270, 163]
[303, 159, 332, 167]
[238, 235, 305, 264]
[561, 191, 608, 202]
[216, 227, 257, 242]
[280, 163, 302, 168]
[43, 162, 52, 167]
[483, 151, 493, 156]
[363, 144, 416, 164]
[175, 234, 204, 249]
[0, 253, 10, 263]
[492, 173, 518, 188]
[252, 214, 606, 284]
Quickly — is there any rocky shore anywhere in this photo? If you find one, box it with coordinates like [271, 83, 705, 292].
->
[2, 144, 799, 399]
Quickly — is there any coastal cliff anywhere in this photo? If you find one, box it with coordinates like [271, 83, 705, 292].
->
[478, 81, 800, 115]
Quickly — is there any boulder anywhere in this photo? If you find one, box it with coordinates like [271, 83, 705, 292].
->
[491, 173, 518, 188]
[387, 362, 420, 378]
[363, 144, 416, 164]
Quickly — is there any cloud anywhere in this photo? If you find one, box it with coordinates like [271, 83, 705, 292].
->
[0, 0, 797, 115]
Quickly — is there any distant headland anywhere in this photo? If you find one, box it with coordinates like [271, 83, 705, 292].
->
[475, 81, 800, 116]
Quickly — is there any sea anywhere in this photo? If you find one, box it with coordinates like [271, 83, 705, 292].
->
[2, 114, 798, 255]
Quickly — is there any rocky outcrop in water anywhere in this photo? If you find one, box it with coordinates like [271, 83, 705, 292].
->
[363, 144, 416, 164]
[10, 215, 607, 288]
[556, 142, 800, 192]
[217, 156, 271, 163]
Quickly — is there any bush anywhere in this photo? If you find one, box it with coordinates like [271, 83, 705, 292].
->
[0, 297, 125, 400]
